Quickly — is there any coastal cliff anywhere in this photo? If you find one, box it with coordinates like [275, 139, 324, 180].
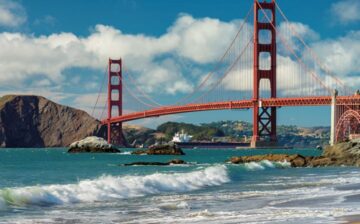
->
[0, 95, 105, 147]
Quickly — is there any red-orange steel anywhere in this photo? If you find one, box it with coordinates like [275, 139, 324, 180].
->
[101, 95, 360, 124]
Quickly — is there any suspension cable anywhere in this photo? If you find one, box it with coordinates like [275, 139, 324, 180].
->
[274, 1, 351, 94]
[91, 64, 108, 118]
[171, 5, 254, 105]
[257, 2, 332, 95]
[123, 66, 163, 107]
[190, 37, 253, 103]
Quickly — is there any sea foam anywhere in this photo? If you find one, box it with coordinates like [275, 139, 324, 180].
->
[0, 165, 229, 208]
[244, 160, 291, 171]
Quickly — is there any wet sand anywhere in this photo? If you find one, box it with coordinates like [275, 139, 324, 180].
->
[339, 214, 360, 224]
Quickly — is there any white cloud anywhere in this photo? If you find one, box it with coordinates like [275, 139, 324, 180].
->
[0, 14, 244, 97]
[278, 21, 319, 54]
[0, 0, 26, 27]
[170, 14, 240, 63]
[331, 0, 360, 24]
[311, 31, 360, 79]
[0, 9, 358, 119]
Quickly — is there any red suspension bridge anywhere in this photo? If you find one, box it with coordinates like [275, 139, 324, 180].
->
[93, 0, 360, 147]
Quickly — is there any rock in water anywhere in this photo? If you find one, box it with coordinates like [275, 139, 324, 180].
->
[228, 141, 360, 168]
[132, 144, 185, 155]
[0, 95, 106, 147]
[68, 136, 120, 153]
[228, 154, 341, 167]
[168, 159, 186, 164]
[323, 140, 360, 166]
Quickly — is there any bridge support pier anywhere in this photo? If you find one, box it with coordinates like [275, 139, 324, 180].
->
[330, 89, 338, 146]
[251, 0, 277, 148]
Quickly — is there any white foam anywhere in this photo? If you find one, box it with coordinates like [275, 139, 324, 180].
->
[158, 201, 190, 210]
[0, 165, 229, 208]
[119, 151, 131, 155]
[244, 160, 291, 171]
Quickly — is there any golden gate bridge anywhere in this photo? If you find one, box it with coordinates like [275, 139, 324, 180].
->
[92, 0, 360, 147]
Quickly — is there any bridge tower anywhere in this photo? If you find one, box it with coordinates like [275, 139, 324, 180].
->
[251, 0, 277, 147]
[107, 58, 124, 145]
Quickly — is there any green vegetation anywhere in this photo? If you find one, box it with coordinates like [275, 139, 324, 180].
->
[157, 122, 224, 141]
[124, 120, 330, 148]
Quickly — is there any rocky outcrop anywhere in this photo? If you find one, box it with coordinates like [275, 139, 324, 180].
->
[132, 144, 185, 155]
[68, 136, 120, 153]
[230, 154, 303, 167]
[122, 159, 186, 166]
[229, 140, 360, 167]
[229, 154, 340, 167]
[0, 95, 105, 147]
[323, 140, 360, 166]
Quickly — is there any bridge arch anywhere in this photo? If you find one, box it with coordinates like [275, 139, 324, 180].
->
[335, 109, 360, 143]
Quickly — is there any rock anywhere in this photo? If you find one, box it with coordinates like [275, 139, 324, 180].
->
[309, 157, 336, 167]
[132, 144, 185, 155]
[168, 159, 186, 164]
[323, 140, 360, 166]
[228, 142, 360, 167]
[68, 136, 120, 153]
[229, 154, 315, 167]
[289, 155, 307, 167]
[229, 154, 308, 167]
[131, 149, 147, 155]
[122, 159, 186, 166]
[0, 95, 106, 147]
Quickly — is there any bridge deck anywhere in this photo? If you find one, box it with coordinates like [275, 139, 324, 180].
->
[102, 96, 360, 124]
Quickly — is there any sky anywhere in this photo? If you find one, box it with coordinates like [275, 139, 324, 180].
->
[0, 0, 359, 128]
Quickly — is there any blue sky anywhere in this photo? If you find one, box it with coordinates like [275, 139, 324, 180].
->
[0, 0, 359, 128]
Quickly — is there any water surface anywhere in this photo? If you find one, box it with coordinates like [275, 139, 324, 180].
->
[0, 148, 359, 223]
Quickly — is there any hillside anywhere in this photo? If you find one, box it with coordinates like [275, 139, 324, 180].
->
[128, 121, 330, 148]
[0, 95, 331, 148]
[157, 122, 224, 141]
[123, 124, 157, 146]
[0, 95, 105, 147]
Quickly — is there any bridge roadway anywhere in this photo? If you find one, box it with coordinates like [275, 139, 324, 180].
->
[102, 95, 360, 124]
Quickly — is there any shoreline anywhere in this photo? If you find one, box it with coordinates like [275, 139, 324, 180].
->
[339, 214, 360, 224]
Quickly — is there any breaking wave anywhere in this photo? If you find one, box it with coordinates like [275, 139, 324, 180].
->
[0, 165, 229, 208]
[243, 160, 291, 171]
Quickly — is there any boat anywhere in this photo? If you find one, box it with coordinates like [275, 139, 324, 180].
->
[171, 130, 250, 149]
[171, 130, 193, 143]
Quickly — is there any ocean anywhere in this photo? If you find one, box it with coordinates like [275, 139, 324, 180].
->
[0, 148, 359, 223]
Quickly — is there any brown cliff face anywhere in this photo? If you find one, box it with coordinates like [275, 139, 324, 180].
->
[0, 95, 105, 147]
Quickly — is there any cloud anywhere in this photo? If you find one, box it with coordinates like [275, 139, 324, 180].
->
[331, 0, 360, 24]
[0, 0, 26, 27]
[0, 9, 358, 122]
[278, 21, 320, 54]
[0, 14, 242, 96]
[310, 31, 360, 80]
[169, 14, 240, 63]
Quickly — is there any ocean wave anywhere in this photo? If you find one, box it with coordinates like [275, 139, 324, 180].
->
[0, 165, 229, 208]
[243, 160, 291, 171]
[158, 201, 190, 210]
[119, 151, 132, 155]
